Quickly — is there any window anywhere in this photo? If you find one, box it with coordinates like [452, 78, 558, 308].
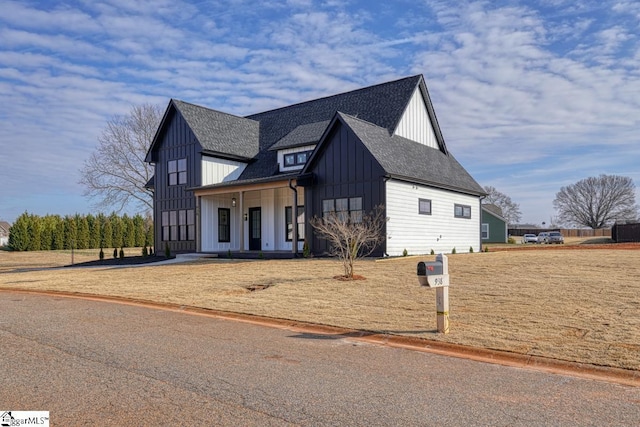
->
[168, 158, 187, 186]
[187, 209, 195, 241]
[283, 150, 311, 167]
[482, 223, 489, 239]
[322, 199, 335, 218]
[349, 197, 363, 223]
[218, 208, 230, 242]
[162, 209, 195, 241]
[285, 206, 305, 241]
[162, 211, 170, 241]
[419, 198, 432, 215]
[169, 211, 178, 240]
[322, 197, 363, 223]
[455, 204, 472, 219]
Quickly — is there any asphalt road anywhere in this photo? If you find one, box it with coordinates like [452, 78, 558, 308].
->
[1, 291, 639, 426]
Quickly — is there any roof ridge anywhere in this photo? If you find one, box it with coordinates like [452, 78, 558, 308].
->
[172, 99, 257, 122]
[246, 75, 422, 118]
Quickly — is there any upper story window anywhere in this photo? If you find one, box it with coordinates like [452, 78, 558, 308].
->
[455, 204, 471, 219]
[168, 158, 187, 186]
[284, 150, 312, 167]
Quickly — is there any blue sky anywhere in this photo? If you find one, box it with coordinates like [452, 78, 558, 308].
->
[1, 0, 639, 225]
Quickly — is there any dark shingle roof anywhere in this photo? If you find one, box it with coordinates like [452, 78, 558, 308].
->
[268, 120, 330, 151]
[237, 75, 422, 180]
[172, 100, 259, 159]
[337, 113, 485, 196]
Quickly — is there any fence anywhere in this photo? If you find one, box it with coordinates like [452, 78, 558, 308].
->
[509, 228, 611, 238]
[612, 222, 640, 243]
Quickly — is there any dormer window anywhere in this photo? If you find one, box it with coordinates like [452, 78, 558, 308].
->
[284, 150, 311, 167]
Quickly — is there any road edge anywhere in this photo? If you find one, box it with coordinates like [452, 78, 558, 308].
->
[2, 287, 638, 387]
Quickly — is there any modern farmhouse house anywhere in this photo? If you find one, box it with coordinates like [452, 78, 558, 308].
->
[145, 75, 486, 257]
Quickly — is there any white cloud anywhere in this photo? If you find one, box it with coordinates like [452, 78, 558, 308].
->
[1, 0, 638, 224]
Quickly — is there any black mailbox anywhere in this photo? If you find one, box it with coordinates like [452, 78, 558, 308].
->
[417, 261, 443, 276]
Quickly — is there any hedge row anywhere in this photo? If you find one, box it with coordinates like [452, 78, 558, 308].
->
[8, 212, 153, 251]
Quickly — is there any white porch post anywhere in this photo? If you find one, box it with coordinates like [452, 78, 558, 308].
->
[196, 196, 201, 252]
[239, 190, 245, 252]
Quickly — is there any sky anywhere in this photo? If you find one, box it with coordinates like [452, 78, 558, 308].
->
[1, 0, 639, 226]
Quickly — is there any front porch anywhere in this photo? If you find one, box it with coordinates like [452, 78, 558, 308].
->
[194, 177, 305, 255]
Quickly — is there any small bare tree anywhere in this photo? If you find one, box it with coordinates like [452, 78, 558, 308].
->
[79, 104, 163, 213]
[310, 205, 387, 279]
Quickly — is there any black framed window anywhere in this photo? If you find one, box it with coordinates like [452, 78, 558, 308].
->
[321, 197, 363, 223]
[285, 206, 305, 241]
[349, 197, 363, 223]
[419, 198, 432, 215]
[187, 209, 195, 241]
[284, 150, 311, 167]
[168, 158, 187, 186]
[162, 209, 194, 241]
[169, 211, 178, 240]
[455, 204, 472, 219]
[161, 211, 170, 241]
[322, 199, 335, 218]
[218, 208, 230, 242]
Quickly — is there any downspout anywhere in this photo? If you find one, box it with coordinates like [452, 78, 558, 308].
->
[289, 179, 298, 256]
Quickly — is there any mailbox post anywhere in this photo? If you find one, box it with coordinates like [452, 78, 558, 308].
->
[417, 253, 450, 334]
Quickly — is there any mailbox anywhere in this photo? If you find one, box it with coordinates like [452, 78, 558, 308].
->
[417, 255, 449, 288]
[417, 253, 450, 333]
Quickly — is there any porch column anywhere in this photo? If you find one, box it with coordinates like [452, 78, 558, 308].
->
[239, 190, 245, 252]
[196, 196, 201, 252]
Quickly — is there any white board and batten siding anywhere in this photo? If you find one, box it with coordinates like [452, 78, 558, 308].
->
[386, 179, 480, 256]
[201, 156, 247, 186]
[199, 187, 304, 252]
[394, 87, 439, 149]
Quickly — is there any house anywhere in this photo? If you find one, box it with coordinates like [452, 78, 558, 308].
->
[481, 204, 508, 243]
[0, 221, 10, 247]
[145, 75, 486, 257]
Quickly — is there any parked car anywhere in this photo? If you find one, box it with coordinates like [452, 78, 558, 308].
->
[537, 232, 550, 244]
[547, 231, 564, 244]
[522, 234, 538, 244]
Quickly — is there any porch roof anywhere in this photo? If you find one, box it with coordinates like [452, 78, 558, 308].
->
[189, 172, 300, 195]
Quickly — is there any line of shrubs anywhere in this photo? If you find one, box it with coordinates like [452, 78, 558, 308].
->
[8, 211, 153, 252]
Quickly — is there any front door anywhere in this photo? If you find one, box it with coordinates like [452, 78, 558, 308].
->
[249, 207, 261, 250]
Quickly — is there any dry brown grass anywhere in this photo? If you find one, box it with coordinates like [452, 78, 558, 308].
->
[1, 244, 639, 370]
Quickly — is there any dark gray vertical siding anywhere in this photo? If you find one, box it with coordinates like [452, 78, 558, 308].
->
[153, 111, 199, 254]
[307, 122, 386, 256]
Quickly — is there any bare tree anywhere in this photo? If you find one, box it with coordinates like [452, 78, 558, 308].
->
[483, 186, 522, 225]
[310, 205, 387, 279]
[553, 174, 639, 229]
[79, 104, 163, 213]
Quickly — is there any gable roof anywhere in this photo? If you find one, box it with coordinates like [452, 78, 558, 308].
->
[0, 221, 10, 237]
[149, 74, 482, 196]
[146, 99, 259, 163]
[304, 112, 485, 196]
[234, 75, 424, 181]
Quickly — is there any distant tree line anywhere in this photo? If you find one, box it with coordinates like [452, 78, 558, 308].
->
[8, 212, 153, 252]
